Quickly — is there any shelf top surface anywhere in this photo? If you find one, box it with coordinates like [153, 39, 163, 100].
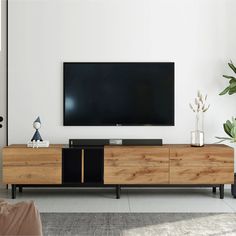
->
[3, 144, 232, 149]
[4, 144, 65, 148]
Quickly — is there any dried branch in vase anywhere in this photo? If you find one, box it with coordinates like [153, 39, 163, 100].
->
[189, 91, 210, 113]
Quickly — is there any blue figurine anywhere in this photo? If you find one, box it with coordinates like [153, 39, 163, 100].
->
[31, 116, 43, 142]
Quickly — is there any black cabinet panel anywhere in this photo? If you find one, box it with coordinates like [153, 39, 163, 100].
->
[84, 148, 104, 184]
[62, 149, 82, 184]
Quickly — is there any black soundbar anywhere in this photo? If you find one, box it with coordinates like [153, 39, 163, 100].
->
[69, 139, 109, 147]
[69, 139, 162, 147]
[122, 139, 162, 146]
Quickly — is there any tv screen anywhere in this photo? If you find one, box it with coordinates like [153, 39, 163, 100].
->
[64, 62, 174, 126]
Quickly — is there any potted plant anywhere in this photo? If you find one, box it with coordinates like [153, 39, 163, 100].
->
[219, 60, 236, 96]
[216, 117, 236, 143]
[217, 60, 236, 142]
[217, 60, 236, 196]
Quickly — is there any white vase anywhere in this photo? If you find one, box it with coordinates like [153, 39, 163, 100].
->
[191, 130, 204, 147]
[191, 111, 204, 147]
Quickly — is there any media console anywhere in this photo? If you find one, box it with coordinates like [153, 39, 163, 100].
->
[2, 142, 234, 199]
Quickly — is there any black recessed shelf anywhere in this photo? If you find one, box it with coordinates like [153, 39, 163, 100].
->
[62, 148, 82, 184]
[62, 146, 104, 185]
[84, 148, 104, 184]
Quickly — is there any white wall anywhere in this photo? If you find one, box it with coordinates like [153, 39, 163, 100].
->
[8, 0, 236, 145]
[0, 0, 7, 183]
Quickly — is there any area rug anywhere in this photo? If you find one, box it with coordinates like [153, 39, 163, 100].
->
[41, 213, 236, 236]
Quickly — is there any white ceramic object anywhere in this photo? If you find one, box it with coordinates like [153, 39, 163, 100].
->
[27, 140, 50, 148]
[33, 121, 41, 130]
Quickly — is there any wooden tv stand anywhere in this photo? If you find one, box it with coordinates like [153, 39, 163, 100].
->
[2, 144, 234, 199]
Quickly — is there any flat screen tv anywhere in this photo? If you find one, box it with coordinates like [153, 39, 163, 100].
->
[63, 62, 174, 126]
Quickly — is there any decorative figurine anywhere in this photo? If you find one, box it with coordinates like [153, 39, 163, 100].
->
[31, 116, 43, 142]
[27, 116, 49, 148]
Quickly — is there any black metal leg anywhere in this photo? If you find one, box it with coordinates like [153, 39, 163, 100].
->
[212, 187, 216, 194]
[6, 184, 8, 190]
[116, 185, 120, 199]
[11, 184, 16, 199]
[19, 186, 23, 193]
[220, 184, 224, 199]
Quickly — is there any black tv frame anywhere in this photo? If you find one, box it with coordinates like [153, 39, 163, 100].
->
[63, 62, 175, 126]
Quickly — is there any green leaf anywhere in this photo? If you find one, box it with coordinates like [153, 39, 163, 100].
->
[229, 82, 236, 91]
[215, 136, 232, 141]
[219, 86, 230, 95]
[223, 75, 236, 80]
[228, 62, 236, 74]
[232, 117, 236, 126]
[229, 78, 236, 84]
[230, 81, 236, 88]
[216, 116, 236, 143]
[230, 126, 236, 138]
[226, 120, 233, 129]
[228, 87, 236, 95]
[223, 123, 232, 137]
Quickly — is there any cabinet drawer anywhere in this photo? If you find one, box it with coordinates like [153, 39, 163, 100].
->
[3, 148, 61, 164]
[104, 146, 169, 167]
[3, 147, 62, 184]
[3, 166, 61, 184]
[105, 167, 169, 184]
[170, 166, 234, 184]
[169, 146, 234, 184]
[104, 146, 169, 184]
[170, 146, 234, 167]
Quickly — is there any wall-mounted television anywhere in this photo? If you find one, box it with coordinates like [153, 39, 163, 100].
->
[63, 62, 174, 126]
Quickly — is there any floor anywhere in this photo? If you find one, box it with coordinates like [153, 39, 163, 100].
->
[0, 186, 236, 213]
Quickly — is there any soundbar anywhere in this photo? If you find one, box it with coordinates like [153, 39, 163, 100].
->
[69, 139, 163, 147]
[122, 139, 162, 146]
[69, 139, 109, 147]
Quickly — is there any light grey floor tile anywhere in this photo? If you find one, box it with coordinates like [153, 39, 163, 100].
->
[127, 188, 234, 213]
[222, 191, 236, 212]
[1, 187, 235, 213]
[0, 188, 130, 213]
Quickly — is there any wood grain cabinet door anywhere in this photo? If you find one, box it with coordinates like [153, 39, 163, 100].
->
[104, 146, 169, 184]
[3, 147, 62, 184]
[170, 145, 234, 184]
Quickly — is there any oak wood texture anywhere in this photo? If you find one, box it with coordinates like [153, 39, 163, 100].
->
[104, 144, 234, 185]
[2, 144, 234, 186]
[170, 167, 233, 184]
[2, 145, 62, 184]
[170, 146, 234, 184]
[105, 167, 169, 184]
[104, 146, 169, 184]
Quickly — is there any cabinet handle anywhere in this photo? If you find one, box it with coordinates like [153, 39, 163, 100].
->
[81, 149, 84, 183]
